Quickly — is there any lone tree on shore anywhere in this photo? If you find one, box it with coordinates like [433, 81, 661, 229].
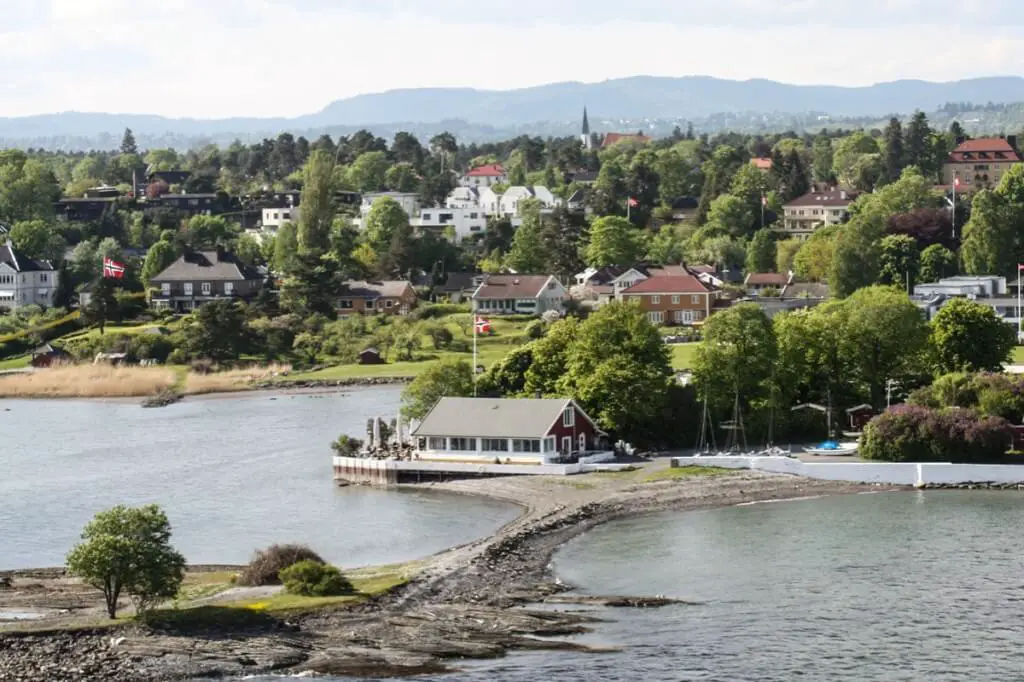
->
[66, 504, 186, 619]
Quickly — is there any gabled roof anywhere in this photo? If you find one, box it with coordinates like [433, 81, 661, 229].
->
[751, 157, 773, 170]
[745, 272, 791, 287]
[0, 241, 54, 273]
[437, 272, 479, 292]
[621, 274, 710, 295]
[473, 274, 559, 300]
[465, 164, 506, 178]
[150, 250, 261, 282]
[566, 189, 586, 204]
[340, 280, 414, 299]
[582, 266, 631, 286]
[412, 397, 603, 439]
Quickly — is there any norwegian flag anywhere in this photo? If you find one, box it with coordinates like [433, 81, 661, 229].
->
[102, 257, 126, 280]
[475, 316, 492, 334]
[954, 174, 961, 189]
[627, 197, 639, 208]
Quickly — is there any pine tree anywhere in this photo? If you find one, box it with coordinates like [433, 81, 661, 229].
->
[903, 111, 932, 174]
[120, 128, 138, 155]
[882, 117, 904, 185]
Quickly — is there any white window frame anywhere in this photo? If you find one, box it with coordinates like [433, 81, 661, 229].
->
[563, 406, 575, 427]
[691, 295, 701, 305]
[578, 433, 587, 452]
[201, 282, 212, 296]
[224, 282, 234, 295]
[562, 436, 572, 454]
[648, 311, 664, 325]
[183, 282, 193, 296]
[651, 295, 661, 304]
[671, 295, 680, 304]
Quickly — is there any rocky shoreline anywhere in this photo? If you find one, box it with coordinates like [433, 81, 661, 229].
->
[0, 470, 883, 681]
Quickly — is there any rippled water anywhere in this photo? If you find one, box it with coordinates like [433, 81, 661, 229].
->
[0, 388, 519, 570]
[275, 490, 1024, 682]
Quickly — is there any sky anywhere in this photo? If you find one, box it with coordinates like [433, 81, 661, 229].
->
[1, 0, 1023, 119]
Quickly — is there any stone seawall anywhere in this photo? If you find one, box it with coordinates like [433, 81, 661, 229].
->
[673, 456, 1024, 487]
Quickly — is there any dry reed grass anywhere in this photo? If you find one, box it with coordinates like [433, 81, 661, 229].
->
[182, 363, 291, 395]
[0, 363, 178, 398]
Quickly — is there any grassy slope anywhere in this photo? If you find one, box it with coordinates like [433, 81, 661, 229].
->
[0, 355, 30, 371]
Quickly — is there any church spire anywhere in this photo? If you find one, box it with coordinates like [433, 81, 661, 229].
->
[582, 107, 590, 136]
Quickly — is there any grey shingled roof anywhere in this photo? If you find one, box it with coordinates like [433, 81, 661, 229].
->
[340, 280, 413, 298]
[150, 250, 260, 282]
[474, 274, 555, 300]
[413, 397, 582, 439]
[0, 242, 54, 272]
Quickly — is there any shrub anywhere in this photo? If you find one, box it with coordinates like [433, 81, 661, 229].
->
[524, 319, 546, 340]
[410, 303, 469, 321]
[448, 339, 471, 353]
[331, 435, 364, 456]
[279, 560, 354, 597]
[237, 544, 326, 586]
[861, 404, 1012, 463]
[426, 324, 453, 350]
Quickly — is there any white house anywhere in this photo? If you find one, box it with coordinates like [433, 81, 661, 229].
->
[498, 186, 559, 217]
[261, 205, 299, 232]
[445, 187, 480, 209]
[414, 206, 488, 241]
[355, 192, 420, 229]
[472, 274, 567, 316]
[478, 187, 501, 215]
[412, 397, 608, 464]
[0, 240, 57, 311]
[458, 164, 508, 188]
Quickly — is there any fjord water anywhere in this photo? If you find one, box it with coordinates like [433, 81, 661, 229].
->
[0, 388, 518, 570]
[285, 490, 1024, 682]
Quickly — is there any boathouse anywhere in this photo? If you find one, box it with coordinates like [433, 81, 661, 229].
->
[411, 397, 607, 465]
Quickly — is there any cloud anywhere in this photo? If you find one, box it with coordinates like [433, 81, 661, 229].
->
[0, 0, 1022, 118]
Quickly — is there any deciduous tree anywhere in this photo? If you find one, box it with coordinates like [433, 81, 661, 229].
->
[400, 358, 474, 421]
[931, 298, 1015, 374]
[584, 216, 646, 267]
[66, 505, 185, 619]
[919, 243, 958, 283]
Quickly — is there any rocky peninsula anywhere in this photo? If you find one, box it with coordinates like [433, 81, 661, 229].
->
[0, 466, 879, 680]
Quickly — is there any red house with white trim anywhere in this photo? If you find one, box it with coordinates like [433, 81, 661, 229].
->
[412, 397, 609, 464]
[459, 164, 508, 188]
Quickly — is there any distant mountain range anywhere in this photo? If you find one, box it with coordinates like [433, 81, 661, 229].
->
[3, 75, 1024, 150]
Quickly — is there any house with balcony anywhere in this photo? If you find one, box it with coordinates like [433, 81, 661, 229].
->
[149, 249, 263, 312]
[619, 271, 714, 326]
[338, 280, 417, 316]
[778, 187, 859, 239]
[942, 136, 1022, 192]
[412, 397, 609, 464]
[0, 240, 57, 311]
[459, 164, 507, 188]
[472, 274, 566, 316]
[415, 206, 487, 241]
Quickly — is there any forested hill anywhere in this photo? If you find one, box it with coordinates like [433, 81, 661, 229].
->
[3, 76, 1024, 151]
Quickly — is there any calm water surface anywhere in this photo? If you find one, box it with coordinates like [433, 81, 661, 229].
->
[0, 388, 518, 570]
[271, 490, 1024, 681]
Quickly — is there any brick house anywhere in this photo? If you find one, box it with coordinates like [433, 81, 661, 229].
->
[149, 249, 264, 312]
[619, 272, 713, 326]
[412, 397, 608, 464]
[338, 280, 417, 316]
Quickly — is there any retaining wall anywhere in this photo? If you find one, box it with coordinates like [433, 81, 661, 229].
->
[672, 456, 1024, 486]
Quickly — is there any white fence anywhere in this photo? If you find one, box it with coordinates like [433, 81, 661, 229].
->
[673, 456, 1024, 486]
[333, 453, 622, 483]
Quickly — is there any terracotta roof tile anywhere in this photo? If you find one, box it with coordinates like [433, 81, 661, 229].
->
[465, 164, 506, 177]
[621, 274, 710, 295]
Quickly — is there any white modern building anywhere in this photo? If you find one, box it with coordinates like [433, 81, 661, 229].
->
[261, 205, 299, 232]
[0, 241, 57, 311]
[414, 206, 488, 241]
[498, 186, 559, 217]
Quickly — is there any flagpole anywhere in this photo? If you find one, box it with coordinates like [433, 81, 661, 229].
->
[952, 174, 957, 240]
[472, 309, 478, 397]
[1018, 266, 1021, 342]
[626, 198, 631, 222]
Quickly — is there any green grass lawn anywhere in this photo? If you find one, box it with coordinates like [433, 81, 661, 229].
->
[60, 322, 174, 343]
[670, 343, 697, 370]
[1012, 347, 1024, 364]
[0, 355, 30, 371]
